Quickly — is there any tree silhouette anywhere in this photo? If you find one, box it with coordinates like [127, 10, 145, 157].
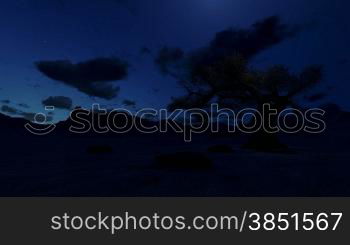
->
[169, 56, 322, 111]
[165, 16, 323, 151]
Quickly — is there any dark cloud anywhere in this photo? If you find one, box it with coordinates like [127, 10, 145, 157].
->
[122, 99, 136, 107]
[19, 112, 37, 122]
[155, 16, 298, 76]
[35, 57, 128, 100]
[1, 101, 30, 109]
[1, 105, 53, 122]
[140, 46, 151, 55]
[155, 47, 184, 75]
[205, 16, 297, 61]
[17, 103, 30, 109]
[20, 112, 53, 123]
[79, 83, 120, 100]
[27, 83, 41, 89]
[0, 99, 10, 104]
[337, 59, 348, 65]
[1, 105, 18, 114]
[42, 96, 73, 110]
[305, 93, 327, 102]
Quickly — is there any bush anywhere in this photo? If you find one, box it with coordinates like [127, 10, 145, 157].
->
[155, 152, 212, 170]
[207, 144, 233, 153]
[87, 145, 113, 154]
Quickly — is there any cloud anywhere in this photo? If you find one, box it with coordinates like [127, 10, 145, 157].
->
[122, 99, 136, 107]
[1, 105, 18, 114]
[304, 93, 327, 102]
[42, 96, 73, 110]
[20, 112, 53, 123]
[0, 99, 10, 104]
[79, 83, 121, 100]
[337, 59, 348, 65]
[205, 16, 297, 61]
[1, 101, 30, 109]
[17, 103, 30, 109]
[155, 47, 184, 75]
[35, 57, 128, 100]
[1, 105, 53, 122]
[140, 46, 152, 55]
[155, 16, 298, 76]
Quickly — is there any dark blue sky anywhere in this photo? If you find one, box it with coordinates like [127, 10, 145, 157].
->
[0, 0, 349, 122]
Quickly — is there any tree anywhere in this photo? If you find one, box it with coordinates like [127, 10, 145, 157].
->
[162, 17, 323, 151]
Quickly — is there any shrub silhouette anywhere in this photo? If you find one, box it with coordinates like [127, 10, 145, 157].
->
[155, 152, 212, 170]
[207, 144, 233, 153]
[87, 145, 113, 154]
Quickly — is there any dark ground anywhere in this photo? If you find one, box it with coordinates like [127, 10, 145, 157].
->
[0, 108, 349, 196]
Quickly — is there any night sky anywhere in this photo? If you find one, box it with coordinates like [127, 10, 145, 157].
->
[0, 0, 349, 122]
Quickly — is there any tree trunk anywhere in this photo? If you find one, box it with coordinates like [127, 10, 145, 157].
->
[242, 131, 287, 152]
[242, 102, 288, 152]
